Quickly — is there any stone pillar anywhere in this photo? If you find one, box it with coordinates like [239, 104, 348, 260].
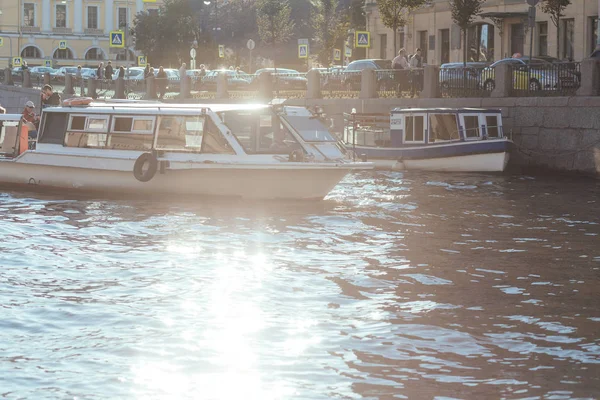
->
[181, 74, 191, 99]
[217, 71, 229, 99]
[4, 67, 13, 85]
[23, 70, 32, 88]
[306, 69, 322, 99]
[88, 78, 97, 99]
[491, 63, 512, 98]
[115, 77, 125, 99]
[421, 65, 440, 98]
[576, 58, 600, 96]
[64, 74, 74, 95]
[146, 75, 157, 99]
[360, 68, 377, 99]
[258, 72, 273, 102]
[44, 72, 51, 85]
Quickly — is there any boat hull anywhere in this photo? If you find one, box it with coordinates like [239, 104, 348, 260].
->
[0, 159, 354, 200]
[348, 139, 512, 172]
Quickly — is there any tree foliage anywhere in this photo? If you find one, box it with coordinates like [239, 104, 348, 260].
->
[131, 0, 201, 68]
[450, 0, 485, 65]
[378, 0, 427, 56]
[256, 0, 295, 46]
[541, 0, 571, 58]
[312, 0, 348, 66]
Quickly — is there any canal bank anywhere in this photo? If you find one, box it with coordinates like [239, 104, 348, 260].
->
[286, 96, 600, 177]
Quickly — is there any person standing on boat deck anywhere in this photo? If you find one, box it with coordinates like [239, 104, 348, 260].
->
[0, 104, 6, 114]
[40, 84, 61, 108]
[22, 101, 39, 139]
[156, 66, 168, 100]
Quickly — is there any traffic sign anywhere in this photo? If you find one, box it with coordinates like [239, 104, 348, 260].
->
[45, 60, 52, 68]
[298, 44, 308, 59]
[345, 45, 352, 57]
[355, 31, 370, 48]
[110, 31, 125, 48]
[247, 39, 255, 50]
[0, 37, 3, 47]
[218, 45, 225, 58]
[190, 48, 196, 59]
[333, 48, 341, 61]
[12, 57, 22, 67]
[59, 40, 67, 50]
[138, 56, 147, 66]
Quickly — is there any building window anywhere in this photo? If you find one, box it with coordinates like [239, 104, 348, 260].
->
[55, 4, 67, 28]
[379, 34, 387, 60]
[23, 3, 35, 27]
[118, 7, 128, 30]
[85, 48, 105, 60]
[592, 17, 598, 52]
[398, 32, 405, 50]
[21, 46, 41, 58]
[54, 48, 74, 59]
[561, 18, 574, 60]
[87, 6, 98, 29]
[537, 22, 548, 56]
[467, 24, 494, 62]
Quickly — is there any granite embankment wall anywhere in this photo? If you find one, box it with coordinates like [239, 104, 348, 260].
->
[0, 85, 41, 114]
[287, 96, 600, 177]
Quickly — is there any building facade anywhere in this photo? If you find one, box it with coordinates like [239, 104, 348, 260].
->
[365, 0, 599, 65]
[0, 0, 162, 68]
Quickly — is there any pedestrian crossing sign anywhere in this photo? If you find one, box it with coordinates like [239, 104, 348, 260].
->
[345, 45, 352, 57]
[298, 44, 308, 59]
[110, 31, 125, 48]
[59, 40, 67, 50]
[45, 60, 52, 68]
[355, 31, 370, 48]
[138, 56, 147, 67]
[218, 45, 225, 58]
[12, 57, 22, 68]
[333, 48, 341, 61]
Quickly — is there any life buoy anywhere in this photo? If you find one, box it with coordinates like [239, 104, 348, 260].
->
[288, 149, 305, 162]
[133, 152, 158, 182]
[63, 97, 93, 107]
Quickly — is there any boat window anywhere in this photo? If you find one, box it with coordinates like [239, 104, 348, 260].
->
[156, 116, 204, 151]
[0, 122, 20, 156]
[39, 112, 68, 144]
[222, 111, 298, 154]
[429, 114, 459, 142]
[133, 119, 153, 132]
[201, 118, 235, 154]
[486, 115, 501, 138]
[463, 115, 480, 139]
[283, 115, 336, 142]
[405, 115, 425, 143]
[112, 117, 155, 133]
[87, 118, 108, 132]
[69, 116, 86, 131]
[64, 132, 107, 148]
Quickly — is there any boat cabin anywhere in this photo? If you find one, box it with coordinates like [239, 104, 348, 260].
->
[343, 108, 504, 148]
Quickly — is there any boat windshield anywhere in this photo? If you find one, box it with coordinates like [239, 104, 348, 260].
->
[282, 115, 336, 142]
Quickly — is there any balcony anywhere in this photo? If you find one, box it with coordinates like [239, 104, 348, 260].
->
[84, 28, 104, 35]
[53, 27, 72, 34]
[20, 26, 41, 33]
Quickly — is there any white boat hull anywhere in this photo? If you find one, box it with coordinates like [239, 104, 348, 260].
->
[373, 151, 510, 172]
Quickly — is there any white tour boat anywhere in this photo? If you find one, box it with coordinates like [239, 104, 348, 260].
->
[0, 101, 371, 200]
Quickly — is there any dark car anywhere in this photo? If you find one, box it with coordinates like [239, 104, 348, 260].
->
[439, 62, 490, 91]
[342, 59, 394, 90]
[254, 68, 307, 90]
[200, 69, 252, 90]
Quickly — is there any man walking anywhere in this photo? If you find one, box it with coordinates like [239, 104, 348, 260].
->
[409, 48, 423, 97]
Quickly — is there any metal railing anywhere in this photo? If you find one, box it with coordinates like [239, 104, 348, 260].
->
[375, 69, 423, 98]
[508, 62, 581, 97]
[321, 70, 360, 98]
[439, 66, 492, 98]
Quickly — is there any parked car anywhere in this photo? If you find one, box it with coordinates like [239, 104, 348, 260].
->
[480, 57, 577, 91]
[342, 59, 394, 91]
[253, 68, 308, 90]
[111, 67, 146, 81]
[52, 66, 79, 83]
[201, 69, 252, 90]
[29, 66, 56, 80]
[313, 66, 346, 90]
[439, 62, 489, 91]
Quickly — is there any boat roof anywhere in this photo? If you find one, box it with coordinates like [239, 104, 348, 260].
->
[42, 102, 273, 116]
[0, 114, 23, 122]
[391, 107, 501, 114]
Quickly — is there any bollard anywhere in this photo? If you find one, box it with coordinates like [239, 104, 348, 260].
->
[491, 63, 512, 98]
[4, 67, 13, 85]
[360, 68, 377, 99]
[23, 70, 32, 88]
[258, 72, 273, 101]
[116, 77, 125, 99]
[181, 74, 191, 99]
[64, 73, 74, 95]
[217, 71, 229, 99]
[43, 72, 51, 85]
[306, 69, 322, 99]
[146, 75, 157, 99]
[576, 58, 600, 96]
[88, 78, 97, 99]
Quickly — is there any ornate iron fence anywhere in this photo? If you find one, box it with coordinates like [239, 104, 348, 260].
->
[508, 62, 581, 97]
[439, 66, 492, 98]
[375, 69, 423, 98]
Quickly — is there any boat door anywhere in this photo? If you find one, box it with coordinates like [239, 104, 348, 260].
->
[458, 112, 482, 141]
[0, 116, 25, 157]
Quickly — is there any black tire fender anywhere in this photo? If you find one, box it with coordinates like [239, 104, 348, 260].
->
[133, 152, 158, 182]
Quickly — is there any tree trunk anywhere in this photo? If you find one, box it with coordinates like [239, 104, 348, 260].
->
[463, 29, 467, 67]
[393, 23, 398, 57]
[555, 16, 560, 59]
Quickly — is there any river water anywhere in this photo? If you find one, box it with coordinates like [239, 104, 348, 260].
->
[1, 171, 599, 399]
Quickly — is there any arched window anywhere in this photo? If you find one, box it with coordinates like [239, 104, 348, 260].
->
[116, 49, 136, 61]
[54, 48, 74, 59]
[85, 48, 105, 60]
[468, 23, 495, 62]
[21, 46, 42, 58]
